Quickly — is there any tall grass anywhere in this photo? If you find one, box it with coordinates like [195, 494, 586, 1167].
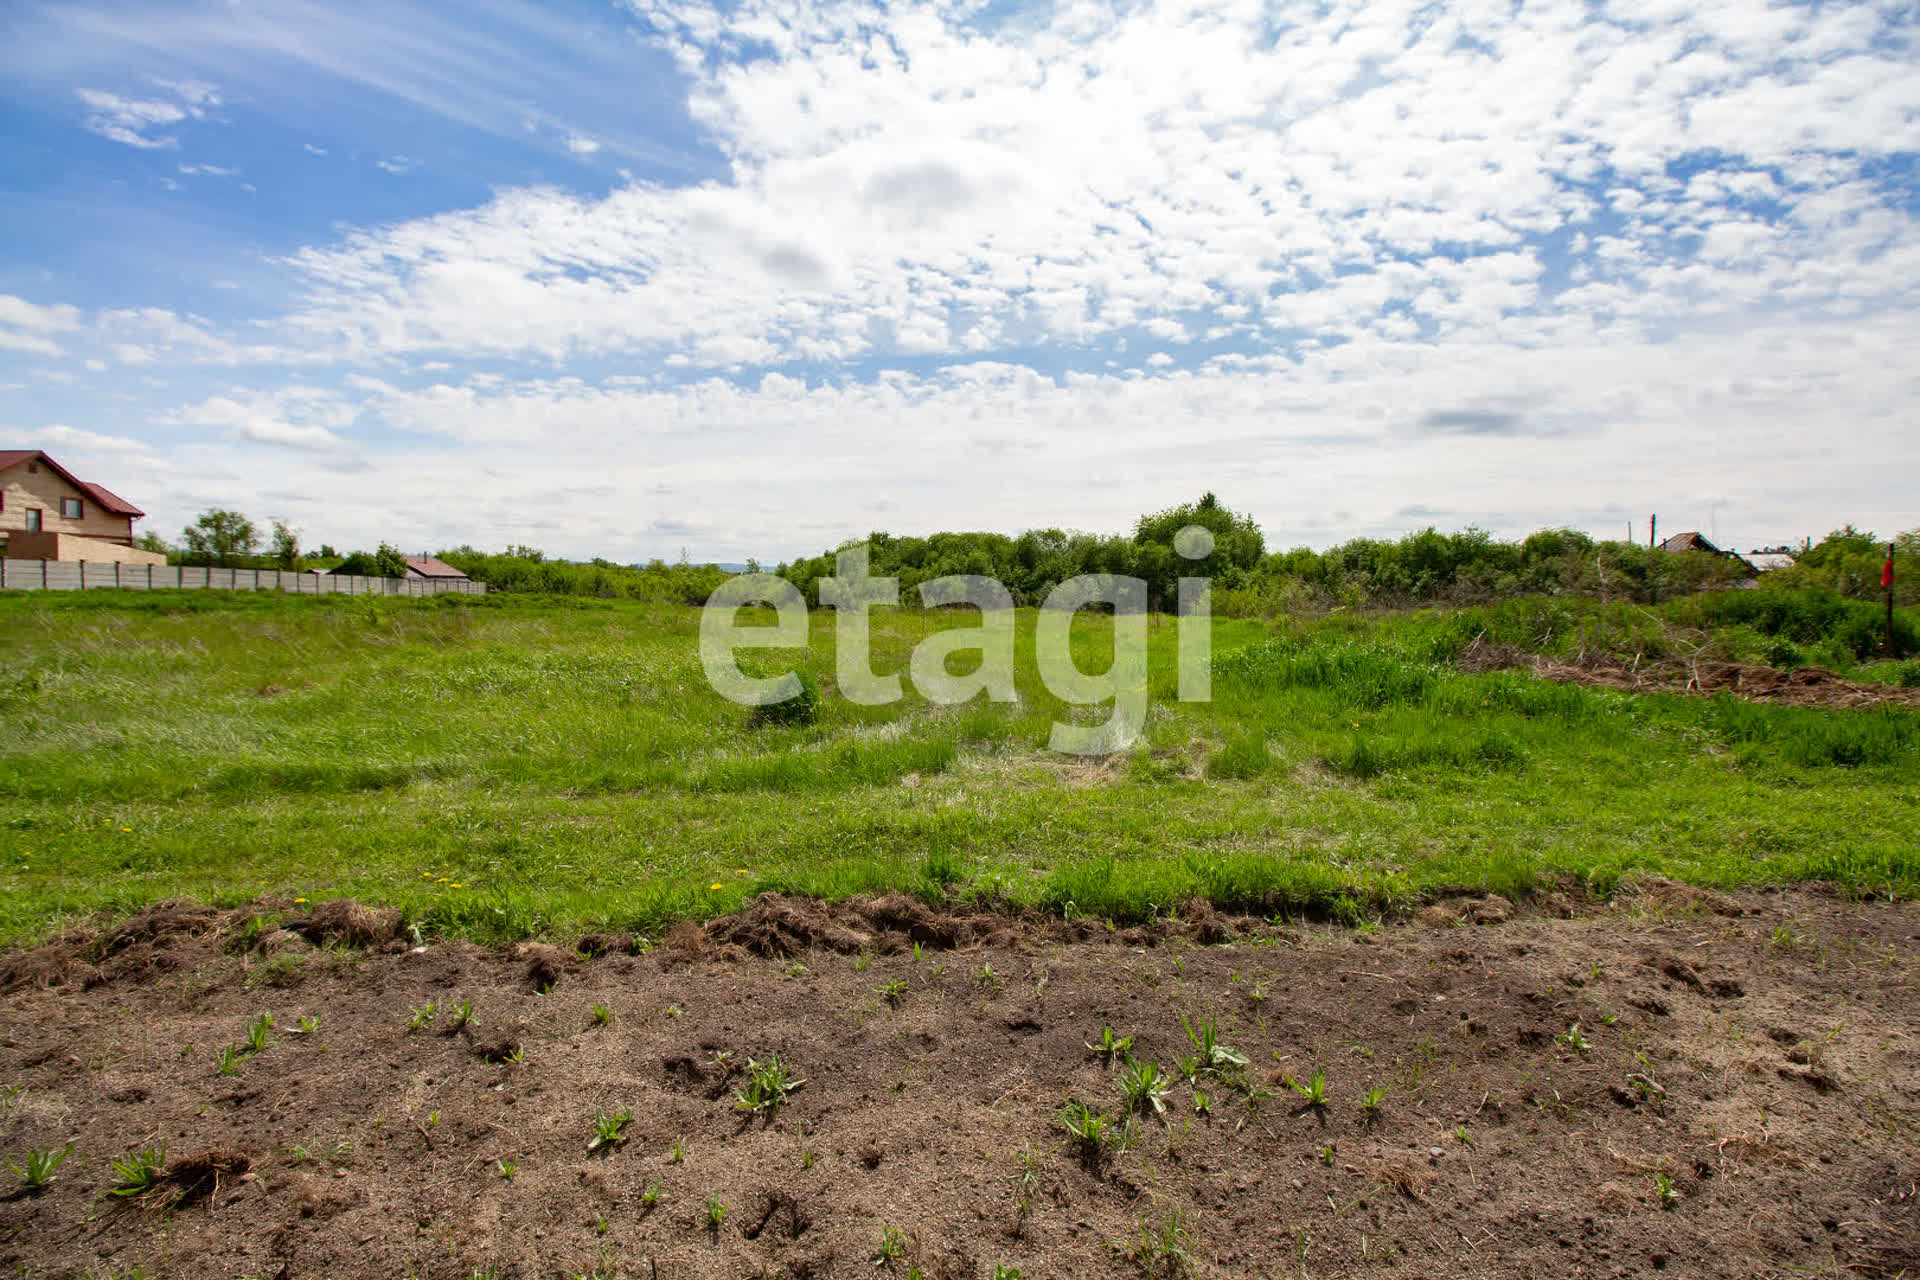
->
[0, 588, 1915, 944]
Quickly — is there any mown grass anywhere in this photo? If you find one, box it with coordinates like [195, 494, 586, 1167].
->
[0, 588, 1915, 945]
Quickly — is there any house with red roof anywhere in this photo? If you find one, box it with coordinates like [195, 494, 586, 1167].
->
[0, 450, 162, 564]
[403, 554, 471, 581]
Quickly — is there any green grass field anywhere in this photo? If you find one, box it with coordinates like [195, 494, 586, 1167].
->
[2, 589, 1915, 946]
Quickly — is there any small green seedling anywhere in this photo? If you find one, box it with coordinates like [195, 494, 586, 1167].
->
[294, 1015, 321, 1035]
[1360, 1085, 1388, 1117]
[1120, 1056, 1172, 1116]
[1654, 1170, 1680, 1208]
[109, 1141, 168, 1197]
[1192, 1088, 1212, 1116]
[876, 979, 907, 1003]
[734, 1052, 802, 1114]
[1086, 1024, 1133, 1066]
[705, 1193, 728, 1231]
[407, 1002, 438, 1032]
[1288, 1068, 1328, 1107]
[1561, 1023, 1590, 1054]
[1058, 1099, 1110, 1155]
[641, 1176, 663, 1208]
[587, 1107, 633, 1152]
[591, 1001, 614, 1027]
[215, 1043, 244, 1076]
[992, 1267, 1024, 1280]
[668, 1137, 685, 1163]
[876, 1226, 910, 1264]
[245, 1014, 274, 1053]
[1180, 1013, 1249, 1072]
[448, 997, 477, 1030]
[8, 1141, 74, 1193]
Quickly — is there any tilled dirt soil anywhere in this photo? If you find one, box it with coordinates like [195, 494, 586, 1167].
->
[2, 882, 1917, 1280]
[1457, 640, 1920, 710]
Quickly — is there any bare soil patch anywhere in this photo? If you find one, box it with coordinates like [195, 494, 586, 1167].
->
[1458, 639, 1920, 710]
[2, 887, 1917, 1279]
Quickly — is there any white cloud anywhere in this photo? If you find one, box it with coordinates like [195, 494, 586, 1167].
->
[375, 156, 412, 174]
[74, 80, 219, 149]
[565, 134, 602, 155]
[0, 294, 83, 357]
[31, 424, 154, 454]
[261, 0, 1918, 384]
[163, 387, 361, 455]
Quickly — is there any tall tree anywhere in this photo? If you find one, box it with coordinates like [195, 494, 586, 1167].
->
[180, 510, 259, 566]
[269, 521, 301, 570]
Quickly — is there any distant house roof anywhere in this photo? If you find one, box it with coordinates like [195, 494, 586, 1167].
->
[1747, 552, 1797, 572]
[1658, 531, 1726, 555]
[404, 555, 469, 580]
[0, 450, 145, 517]
[1659, 530, 1760, 573]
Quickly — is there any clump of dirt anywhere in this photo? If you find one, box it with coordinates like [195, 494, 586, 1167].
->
[161, 1149, 252, 1207]
[514, 942, 568, 991]
[2, 887, 1917, 1279]
[1458, 638, 1920, 709]
[708, 894, 875, 958]
[292, 898, 405, 949]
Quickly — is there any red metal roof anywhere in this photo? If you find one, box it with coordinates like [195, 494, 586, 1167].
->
[0, 450, 145, 517]
[404, 555, 469, 579]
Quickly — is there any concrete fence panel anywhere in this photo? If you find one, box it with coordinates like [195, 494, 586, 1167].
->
[0, 560, 485, 597]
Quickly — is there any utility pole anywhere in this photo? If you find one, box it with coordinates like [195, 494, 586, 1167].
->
[1649, 515, 1657, 550]
[1887, 543, 1898, 657]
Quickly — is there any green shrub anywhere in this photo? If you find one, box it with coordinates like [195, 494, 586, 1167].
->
[748, 668, 821, 728]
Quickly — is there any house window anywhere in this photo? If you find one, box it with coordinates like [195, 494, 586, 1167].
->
[61, 497, 84, 519]
[25, 509, 41, 533]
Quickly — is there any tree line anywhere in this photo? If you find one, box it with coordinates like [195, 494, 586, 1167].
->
[155, 500, 1916, 617]
[775, 495, 1917, 615]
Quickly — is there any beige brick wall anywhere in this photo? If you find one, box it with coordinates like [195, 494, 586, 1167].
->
[0, 460, 137, 544]
[2, 530, 166, 565]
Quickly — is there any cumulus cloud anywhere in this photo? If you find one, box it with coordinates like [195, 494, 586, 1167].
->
[264, 0, 1920, 387]
[164, 388, 361, 456]
[0, 294, 83, 357]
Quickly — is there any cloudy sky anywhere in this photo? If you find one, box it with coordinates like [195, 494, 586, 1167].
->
[1, 0, 1915, 563]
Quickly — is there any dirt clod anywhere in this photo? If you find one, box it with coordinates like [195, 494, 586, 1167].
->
[295, 899, 404, 948]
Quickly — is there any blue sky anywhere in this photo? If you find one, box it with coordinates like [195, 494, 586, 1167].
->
[2, 0, 1916, 562]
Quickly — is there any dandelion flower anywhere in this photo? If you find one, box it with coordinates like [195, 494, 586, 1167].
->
[121, 827, 132, 833]
[449, 883, 465, 889]
[709, 883, 724, 891]
[294, 897, 308, 905]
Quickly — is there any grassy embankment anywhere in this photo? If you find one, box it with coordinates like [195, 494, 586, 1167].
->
[1, 589, 1915, 945]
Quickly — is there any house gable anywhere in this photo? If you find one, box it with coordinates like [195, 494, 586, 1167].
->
[0, 450, 145, 549]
